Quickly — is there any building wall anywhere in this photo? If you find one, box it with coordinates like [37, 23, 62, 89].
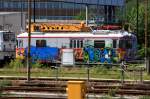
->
[0, 1, 123, 24]
[0, 12, 26, 34]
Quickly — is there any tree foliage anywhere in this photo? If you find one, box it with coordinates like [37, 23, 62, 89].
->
[124, 0, 150, 57]
[74, 11, 86, 20]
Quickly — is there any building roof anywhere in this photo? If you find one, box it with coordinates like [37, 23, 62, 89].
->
[7, 0, 124, 6]
[52, 0, 125, 6]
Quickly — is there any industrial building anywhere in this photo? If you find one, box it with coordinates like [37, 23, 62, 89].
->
[0, 0, 124, 24]
[0, 12, 26, 34]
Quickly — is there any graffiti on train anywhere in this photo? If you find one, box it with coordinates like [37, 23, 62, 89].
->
[74, 47, 125, 63]
[16, 47, 127, 63]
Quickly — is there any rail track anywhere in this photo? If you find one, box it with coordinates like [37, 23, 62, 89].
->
[0, 96, 66, 99]
[0, 76, 148, 83]
[0, 76, 150, 97]
[2, 84, 150, 95]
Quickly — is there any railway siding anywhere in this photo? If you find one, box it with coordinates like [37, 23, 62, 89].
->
[1, 77, 150, 96]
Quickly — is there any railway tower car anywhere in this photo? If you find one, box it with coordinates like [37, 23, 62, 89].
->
[16, 27, 137, 64]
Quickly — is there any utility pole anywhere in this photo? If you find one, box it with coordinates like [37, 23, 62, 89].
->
[85, 4, 88, 26]
[137, 0, 139, 38]
[144, 0, 149, 74]
[21, 0, 23, 30]
[33, 0, 36, 23]
[27, 0, 31, 82]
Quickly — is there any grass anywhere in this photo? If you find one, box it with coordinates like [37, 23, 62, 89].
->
[139, 96, 150, 99]
[0, 65, 150, 80]
[0, 59, 150, 80]
[0, 80, 12, 88]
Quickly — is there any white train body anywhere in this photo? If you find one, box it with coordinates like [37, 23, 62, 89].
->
[17, 30, 127, 49]
[0, 31, 16, 60]
[16, 30, 137, 63]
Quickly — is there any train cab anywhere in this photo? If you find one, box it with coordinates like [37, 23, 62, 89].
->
[0, 31, 16, 61]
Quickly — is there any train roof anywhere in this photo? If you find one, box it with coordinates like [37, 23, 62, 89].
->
[0, 30, 13, 33]
[17, 30, 133, 39]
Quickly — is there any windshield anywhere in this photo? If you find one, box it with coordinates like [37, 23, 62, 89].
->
[3, 32, 15, 42]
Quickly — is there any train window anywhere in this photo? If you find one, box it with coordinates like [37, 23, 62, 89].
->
[34, 26, 40, 32]
[80, 40, 83, 48]
[119, 40, 125, 48]
[126, 40, 132, 49]
[18, 40, 23, 48]
[70, 40, 73, 48]
[70, 39, 83, 48]
[77, 40, 80, 48]
[16, 40, 18, 48]
[119, 40, 132, 49]
[94, 40, 105, 48]
[3, 33, 9, 41]
[36, 40, 46, 47]
[113, 40, 117, 48]
[3, 32, 15, 42]
[73, 40, 76, 48]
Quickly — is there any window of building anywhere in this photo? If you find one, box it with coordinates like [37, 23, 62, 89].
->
[4, 2, 8, 8]
[36, 40, 46, 47]
[40, 2, 46, 9]
[94, 40, 105, 48]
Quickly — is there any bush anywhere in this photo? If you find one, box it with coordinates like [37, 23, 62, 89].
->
[108, 87, 118, 97]
[100, 96, 111, 99]
[139, 96, 150, 99]
[7, 59, 24, 69]
[31, 61, 43, 68]
[0, 80, 12, 88]
[137, 47, 150, 59]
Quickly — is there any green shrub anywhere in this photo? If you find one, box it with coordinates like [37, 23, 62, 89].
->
[139, 96, 150, 99]
[0, 80, 12, 88]
[108, 87, 118, 97]
[91, 66, 109, 74]
[100, 95, 112, 99]
[7, 59, 24, 69]
[137, 47, 150, 58]
[31, 61, 43, 68]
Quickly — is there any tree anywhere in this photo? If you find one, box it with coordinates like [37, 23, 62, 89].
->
[125, 0, 150, 58]
[74, 11, 86, 20]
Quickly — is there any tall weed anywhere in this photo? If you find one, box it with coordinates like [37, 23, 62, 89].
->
[7, 59, 24, 69]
